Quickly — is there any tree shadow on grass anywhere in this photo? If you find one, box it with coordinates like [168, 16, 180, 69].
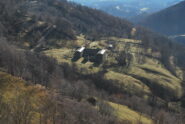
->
[82, 58, 88, 64]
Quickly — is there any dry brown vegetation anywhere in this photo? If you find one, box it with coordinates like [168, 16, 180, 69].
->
[1, 0, 185, 124]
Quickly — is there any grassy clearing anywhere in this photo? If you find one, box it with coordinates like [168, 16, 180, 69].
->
[89, 40, 106, 49]
[43, 48, 73, 64]
[39, 36, 184, 123]
[43, 37, 183, 99]
[43, 48, 101, 74]
[104, 71, 151, 95]
[105, 37, 141, 43]
[76, 34, 87, 46]
[75, 58, 101, 74]
[109, 102, 154, 124]
[129, 63, 182, 98]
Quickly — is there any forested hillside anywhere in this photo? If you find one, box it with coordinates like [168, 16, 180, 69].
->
[1, 0, 185, 124]
[0, 0, 132, 47]
[139, 1, 185, 36]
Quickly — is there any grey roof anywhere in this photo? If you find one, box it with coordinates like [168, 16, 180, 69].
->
[76, 47, 85, 52]
[97, 49, 106, 55]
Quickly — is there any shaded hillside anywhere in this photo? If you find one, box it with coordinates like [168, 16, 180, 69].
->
[139, 1, 185, 36]
[170, 35, 185, 44]
[0, 0, 132, 48]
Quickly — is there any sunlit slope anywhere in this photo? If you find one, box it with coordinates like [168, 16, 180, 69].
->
[43, 36, 183, 99]
[129, 64, 182, 99]
[0, 72, 53, 124]
[104, 71, 152, 96]
[109, 102, 154, 124]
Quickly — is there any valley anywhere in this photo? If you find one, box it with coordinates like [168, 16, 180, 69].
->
[69, 0, 183, 21]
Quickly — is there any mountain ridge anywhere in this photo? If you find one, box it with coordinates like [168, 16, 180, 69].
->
[69, 0, 183, 20]
[139, 0, 185, 36]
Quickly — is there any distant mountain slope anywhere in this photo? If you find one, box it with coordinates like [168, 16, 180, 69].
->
[170, 35, 185, 44]
[139, 1, 185, 36]
[69, 0, 182, 20]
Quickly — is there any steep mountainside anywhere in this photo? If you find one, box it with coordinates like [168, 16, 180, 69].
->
[1, 0, 185, 123]
[139, 0, 185, 36]
[0, 0, 132, 48]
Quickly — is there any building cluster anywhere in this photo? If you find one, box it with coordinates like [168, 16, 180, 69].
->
[72, 46, 107, 64]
